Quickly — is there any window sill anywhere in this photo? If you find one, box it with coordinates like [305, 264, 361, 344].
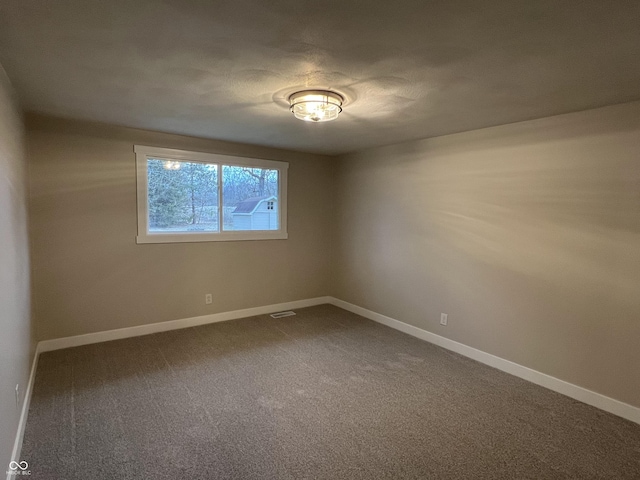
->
[136, 231, 288, 244]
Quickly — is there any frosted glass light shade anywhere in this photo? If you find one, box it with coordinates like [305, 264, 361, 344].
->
[288, 90, 343, 122]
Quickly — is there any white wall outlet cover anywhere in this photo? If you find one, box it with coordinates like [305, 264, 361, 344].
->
[205, 294, 213, 304]
[440, 313, 448, 326]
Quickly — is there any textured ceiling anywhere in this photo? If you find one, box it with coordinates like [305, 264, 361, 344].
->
[1, 0, 639, 155]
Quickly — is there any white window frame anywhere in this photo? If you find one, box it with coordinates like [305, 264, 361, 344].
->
[135, 145, 288, 243]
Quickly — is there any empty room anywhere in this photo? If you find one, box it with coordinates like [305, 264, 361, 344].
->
[1, 1, 639, 479]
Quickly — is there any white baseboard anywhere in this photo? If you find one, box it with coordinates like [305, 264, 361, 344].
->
[328, 297, 640, 426]
[38, 296, 332, 353]
[7, 347, 39, 480]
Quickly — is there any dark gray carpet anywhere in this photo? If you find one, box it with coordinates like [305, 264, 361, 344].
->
[22, 304, 640, 479]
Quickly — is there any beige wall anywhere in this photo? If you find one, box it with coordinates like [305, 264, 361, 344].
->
[27, 115, 335, 341]
[0, 68, 33, 468]
[25, 101, 640, 410]
[334, 101, 640, 408]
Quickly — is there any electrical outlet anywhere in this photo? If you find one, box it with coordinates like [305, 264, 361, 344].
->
[15, 384, 20, 408]
[440, 313, 448, 326]
[205, 294, 212, 305]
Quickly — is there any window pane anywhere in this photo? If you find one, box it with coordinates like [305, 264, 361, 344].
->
[222, 165, 279, 231]
[147, 159, 219, 233]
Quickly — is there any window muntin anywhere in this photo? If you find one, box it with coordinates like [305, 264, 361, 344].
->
[135, 146, 288, 243]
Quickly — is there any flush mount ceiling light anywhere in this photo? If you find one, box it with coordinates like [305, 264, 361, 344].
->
[288, 90, 343, 122]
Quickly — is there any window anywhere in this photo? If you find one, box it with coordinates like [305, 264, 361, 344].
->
[135, 145, 288, 243]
